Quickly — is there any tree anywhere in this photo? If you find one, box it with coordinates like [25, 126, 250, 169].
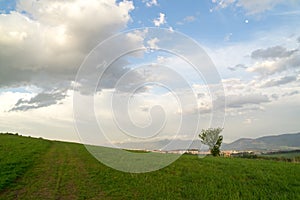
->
[199, 128, 223, 156]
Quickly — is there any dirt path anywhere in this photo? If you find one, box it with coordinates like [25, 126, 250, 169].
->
[0, 142, 104, 200]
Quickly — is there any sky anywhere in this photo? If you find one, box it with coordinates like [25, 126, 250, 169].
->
[0, 0, 300, 147]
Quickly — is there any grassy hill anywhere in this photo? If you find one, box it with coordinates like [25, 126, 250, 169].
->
[0, 134, 300, 199]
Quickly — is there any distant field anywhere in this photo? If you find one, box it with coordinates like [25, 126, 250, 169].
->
[261, 152, 300, 159]
[0, 134, 300, 200]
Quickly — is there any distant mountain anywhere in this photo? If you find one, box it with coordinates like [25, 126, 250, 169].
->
[222, 132, 300, 151]
[116, 132, 300, 151]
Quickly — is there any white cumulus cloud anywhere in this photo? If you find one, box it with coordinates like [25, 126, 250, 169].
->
[0, 0, 137, 110]
[153, 13, 166, 27]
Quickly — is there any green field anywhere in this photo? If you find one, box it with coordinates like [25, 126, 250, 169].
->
[0, 134, 300, 200]
[261, 152, 300, 159]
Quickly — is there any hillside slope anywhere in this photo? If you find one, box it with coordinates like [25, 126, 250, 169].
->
[0, 134, 300, 200]
[222, 132, 300, 150]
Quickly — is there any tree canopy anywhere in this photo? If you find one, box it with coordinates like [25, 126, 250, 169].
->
[199, 128, 223, 156]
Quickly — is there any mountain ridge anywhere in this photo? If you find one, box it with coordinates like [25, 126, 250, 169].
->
[222, 132, 300, 151]
[116, 132, 300, 151]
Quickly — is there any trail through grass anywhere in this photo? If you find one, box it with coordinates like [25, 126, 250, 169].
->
[0, 135, 51, 190]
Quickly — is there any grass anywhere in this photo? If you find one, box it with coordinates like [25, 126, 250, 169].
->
[0, 134, 300, 199]
[261, 152, 300, 159]
[0, 134, 51, 190]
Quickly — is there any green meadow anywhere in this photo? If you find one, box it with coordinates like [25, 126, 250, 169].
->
[0, 134, 299, 200]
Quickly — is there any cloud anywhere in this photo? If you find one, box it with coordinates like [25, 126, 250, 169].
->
[251, 46, 298, 60]
[243, 118, 253, 124]
[176, 15, 196, 25]
[224, 33, 233, 42]
[147, 37, 159, 49]
[237, 0, 286, 15]
[9, 90, 67, 111]
[0, 0, 135, 70]
[271, 94, 279, 100]
[211, 0, 236, 10]
[0, 91, 77, 141]
[228, 64, 247, 71]
[248, 51, 300, 75]
[274, 10, 300, 16]
[0, 65, 33, 88]
[143, 0, 158, 7]
[260, 75, 297, 88]
[225, 94, 270, 108]
[183, 16, 196, 23]
[208, 34, 300, 118]
[153, 13, 166, 27]
[247, 45, 300, 75]
[0, 0, 136, 110]
[282, 90, 300, 97]
[212, 0, 297, 15]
